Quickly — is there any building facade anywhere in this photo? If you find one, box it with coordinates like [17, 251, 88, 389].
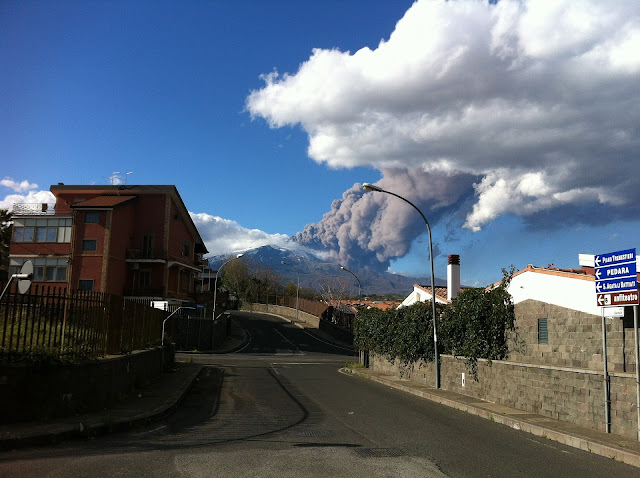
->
[399, 254, 461, 307]
[9, 184, 208, 305]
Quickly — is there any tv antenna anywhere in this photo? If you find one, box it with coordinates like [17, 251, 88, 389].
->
[105, 171, 133, 185]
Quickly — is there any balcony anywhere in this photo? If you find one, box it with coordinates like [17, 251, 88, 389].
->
[12, 203, 57, 215]
[126, 249, 168, 261]
[123, 287, 166, 298]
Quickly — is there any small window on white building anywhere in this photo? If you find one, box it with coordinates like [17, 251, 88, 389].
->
[538, 318, 549, 344]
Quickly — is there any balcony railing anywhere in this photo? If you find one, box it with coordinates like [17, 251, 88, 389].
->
[12, 203, 57, 215]
[123, 287, 166, 298]
[126, 249, 168, 261]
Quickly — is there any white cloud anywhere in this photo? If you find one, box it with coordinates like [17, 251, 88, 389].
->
[189, 212, 314, 257]
[0, 189, 55, 210]
[247, 0, 640, 232]
[1, 185, 314, 260]
[1, 178, 39, 193]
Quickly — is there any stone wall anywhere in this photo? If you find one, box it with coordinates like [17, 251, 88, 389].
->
[508, 299, 637, 373]
[369, 299, 640, 439]
[243, 303, 320, 327]
[0, 347, 173, 424]
[242, 303, 353, 343]
[370, 353, 638, 439]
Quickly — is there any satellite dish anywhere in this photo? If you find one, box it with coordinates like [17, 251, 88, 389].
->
[17, 260, 33, 294]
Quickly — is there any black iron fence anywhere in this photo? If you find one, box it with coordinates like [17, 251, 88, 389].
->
[0, 284, 171, 360]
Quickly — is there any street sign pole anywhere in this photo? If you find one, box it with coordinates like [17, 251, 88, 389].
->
[594, 248, 638, 436]
[634, 305, 640, 441]
[601, 308, 610, 434]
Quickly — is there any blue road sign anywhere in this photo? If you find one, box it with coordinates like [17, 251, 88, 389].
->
[595, 248, 638, 307]
[594, 248, 636, 268]
[595, 277, 637, 294]
[595, 261, 637, 281]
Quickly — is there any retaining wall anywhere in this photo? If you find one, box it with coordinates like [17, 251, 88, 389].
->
[0, 347, 173, 424]
[371, 354, 638, 439]
[242, 303, 353, 343]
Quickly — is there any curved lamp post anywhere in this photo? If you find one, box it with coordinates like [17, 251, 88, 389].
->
[281, 261, 299, 321]
[362, 182, 440, 389]
[340, 265, 361, 301]
[212, 253, 243, 346]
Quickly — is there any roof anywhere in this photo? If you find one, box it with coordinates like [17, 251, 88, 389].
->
[415, 284, 449, 302]
[71, 195, 137, 208]
[511, 264, 594, 282]
[51, 184, 208, 254]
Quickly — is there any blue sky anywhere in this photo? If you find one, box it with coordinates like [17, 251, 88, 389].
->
[2, 0, 639, 287]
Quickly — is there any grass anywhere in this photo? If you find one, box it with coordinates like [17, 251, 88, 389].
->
[345, 361, 366, 369]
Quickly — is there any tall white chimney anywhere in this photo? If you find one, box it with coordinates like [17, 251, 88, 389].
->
[447, 254, 460, 301]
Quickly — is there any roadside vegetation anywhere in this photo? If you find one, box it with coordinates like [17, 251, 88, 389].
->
[353, 267, 517, 378]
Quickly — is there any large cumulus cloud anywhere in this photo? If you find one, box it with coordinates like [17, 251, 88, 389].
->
[247, 0, 640, 268]
[189, 212, 312, 258]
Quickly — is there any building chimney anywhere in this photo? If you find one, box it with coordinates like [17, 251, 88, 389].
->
[447, 254, 460, 301]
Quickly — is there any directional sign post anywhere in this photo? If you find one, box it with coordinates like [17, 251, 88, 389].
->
[595, 248, 638, 308]
[594, 248, 638, 435]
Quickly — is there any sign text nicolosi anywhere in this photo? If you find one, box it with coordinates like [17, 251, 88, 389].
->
[595, 248, 638, 307]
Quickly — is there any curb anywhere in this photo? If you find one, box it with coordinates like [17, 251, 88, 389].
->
[340, 367, 640, 468]
[0, 364, 204, 450]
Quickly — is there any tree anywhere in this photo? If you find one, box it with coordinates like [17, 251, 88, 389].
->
[0, 209, 12, 281]
[221, 258, 250, 300]
[354, 301, 442, 366]
[440, 266, 516, 377]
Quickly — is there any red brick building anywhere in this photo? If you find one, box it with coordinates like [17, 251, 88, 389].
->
[9, 184, 208, 304]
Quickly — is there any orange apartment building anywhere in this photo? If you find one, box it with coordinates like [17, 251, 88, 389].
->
[9, 184, 208, 304]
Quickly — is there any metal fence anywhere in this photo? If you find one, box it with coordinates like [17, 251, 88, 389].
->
[0, 284, 170, 359]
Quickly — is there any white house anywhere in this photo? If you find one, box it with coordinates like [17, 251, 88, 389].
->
[508, 254, 639, 315]
[400, 252, 639, 315]
[399, 255, 461, 307]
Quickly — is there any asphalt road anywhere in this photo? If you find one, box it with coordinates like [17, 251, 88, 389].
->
[1, 311, 639, 477]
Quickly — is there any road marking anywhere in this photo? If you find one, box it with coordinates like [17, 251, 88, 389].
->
[235, 330, 253, 353]
[131, 425, 166, 437]
[272, 362, 341, 365]
[274, 329, 305, 355]
[302, 330, 354, 353]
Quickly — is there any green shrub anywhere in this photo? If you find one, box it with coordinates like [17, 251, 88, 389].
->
[354, 266, 516, 378]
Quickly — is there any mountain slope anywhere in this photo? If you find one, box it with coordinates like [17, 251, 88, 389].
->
[208, 245, 446, 297]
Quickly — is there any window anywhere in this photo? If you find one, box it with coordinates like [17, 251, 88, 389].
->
[180, 270, 190, 290]
[78, 280, 94, 291]
[538, 318, 549, 344]
[82, 239, 97, 251]
[142, 234, 154, 258]
[181, 241, 191, 257]
[85, 212, 99, 224]
[12, 218, 71, 243]
[139, 270, 151, 289]
[36, 226, 57, 242]
[9, 257, 67, 282]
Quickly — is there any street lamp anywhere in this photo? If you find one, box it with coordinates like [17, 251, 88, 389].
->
[340, 265, 361, 301]
[362, 182, 440, 389]
[281, 261, 299, 321]
[212, 253, 243, 347]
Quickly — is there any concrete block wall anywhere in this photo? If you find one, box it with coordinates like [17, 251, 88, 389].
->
[370, 354, 638, 439]
[244, 303, 320, 328]
[0, 347, 172, 424]
[508, 300, 636, 373]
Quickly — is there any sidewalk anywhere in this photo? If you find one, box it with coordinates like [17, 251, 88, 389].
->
[0, 319, 248, 451]
[341, 365, 640, 468]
